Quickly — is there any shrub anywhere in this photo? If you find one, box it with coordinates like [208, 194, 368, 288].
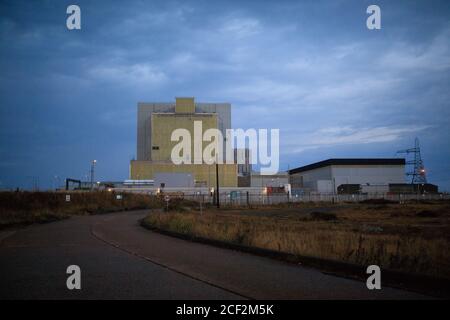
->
[359, 199, 397, 205]
[416, 210, 441, 217]
[309, 211, 338, 221]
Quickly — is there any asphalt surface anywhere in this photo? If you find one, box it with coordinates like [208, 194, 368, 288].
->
[0, 210, 430, 299]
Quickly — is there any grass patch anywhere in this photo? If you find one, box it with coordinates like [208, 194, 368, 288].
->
[143, 200, 450, 279]
[0, 191, 165, 229]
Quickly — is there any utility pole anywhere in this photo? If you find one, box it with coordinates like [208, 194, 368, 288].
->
[90, 160, 97, 190]
[215, 160, 220, 208]
[200, 194, 203, 215]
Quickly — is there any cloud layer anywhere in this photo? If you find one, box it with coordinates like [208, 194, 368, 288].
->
[0, 0, 449, 190]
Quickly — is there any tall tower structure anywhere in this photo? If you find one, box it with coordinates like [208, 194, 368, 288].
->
[397, 137, 427, 184]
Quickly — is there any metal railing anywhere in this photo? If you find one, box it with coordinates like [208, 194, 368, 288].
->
[177, 191, 450, 206]
[110, 186, 449, 206]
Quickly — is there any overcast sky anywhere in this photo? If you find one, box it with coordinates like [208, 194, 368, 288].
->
[1, 0, 449, 190]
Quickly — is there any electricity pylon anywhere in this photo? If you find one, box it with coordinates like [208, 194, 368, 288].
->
[397, 137, 427, 184]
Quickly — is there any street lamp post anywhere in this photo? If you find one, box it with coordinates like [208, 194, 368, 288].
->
[90, 160, 97, 190]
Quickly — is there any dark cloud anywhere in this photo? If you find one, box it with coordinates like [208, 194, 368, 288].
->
[0, 0, 449, 190]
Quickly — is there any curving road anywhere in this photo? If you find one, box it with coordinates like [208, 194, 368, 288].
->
[0, 210, 429, 299]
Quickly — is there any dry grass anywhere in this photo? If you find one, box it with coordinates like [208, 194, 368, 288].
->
[0, 191, 164, 229]
[143, 200, 450, 279]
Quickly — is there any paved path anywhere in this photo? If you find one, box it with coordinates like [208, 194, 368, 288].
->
[0, 211, 429, 299]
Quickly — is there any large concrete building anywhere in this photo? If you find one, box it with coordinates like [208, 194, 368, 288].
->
[137, 98, 231, 161]
[130, 97, 238, 187]
[288, 158, 406, 193]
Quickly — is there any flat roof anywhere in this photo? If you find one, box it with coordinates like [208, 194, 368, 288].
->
[289, 158, 406, 174]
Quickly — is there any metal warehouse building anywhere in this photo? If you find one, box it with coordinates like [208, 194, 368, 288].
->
[288, 158, 406, 193]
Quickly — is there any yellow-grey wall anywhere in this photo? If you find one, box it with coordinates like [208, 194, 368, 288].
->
[175, 97, 195, 113]
[130, 161, 238, 187]
[151, 113, 218, 161]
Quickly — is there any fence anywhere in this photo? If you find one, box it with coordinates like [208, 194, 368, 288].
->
[173, 191, 450, 207]
[111, 186, 449, 206]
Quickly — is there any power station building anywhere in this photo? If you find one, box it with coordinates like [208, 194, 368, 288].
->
[288, 158, 406, 194]
[130, 97, 238, 187]
[128, 97, 418, 194]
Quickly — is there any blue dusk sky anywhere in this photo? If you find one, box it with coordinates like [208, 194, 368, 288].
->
[0, 0, 449, 190]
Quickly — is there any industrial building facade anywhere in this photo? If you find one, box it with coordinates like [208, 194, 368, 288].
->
[288, 159, 406, 193]
[131, 97, 238, 187]
[128, 97, 427, 195]
[136, 98, 231, 161]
